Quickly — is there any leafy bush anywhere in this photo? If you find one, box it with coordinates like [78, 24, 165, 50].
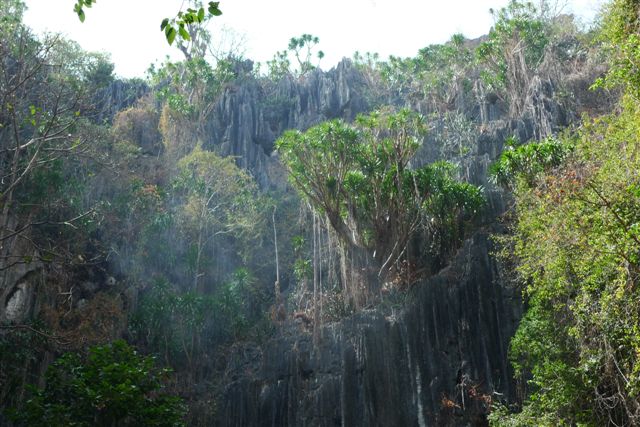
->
[489, 136, 573, 188]
[592, 0, 640, 99]
[476, 0, 548, 115]
[492, 99, 640, 425]
[130, 272, 268, 370]
[10, 340, 185, 427]
[380, 34, 473, 110]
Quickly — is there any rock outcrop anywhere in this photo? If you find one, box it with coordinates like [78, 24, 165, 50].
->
[205, 53, 581, 426]
[202, 59, 371, 188]
[0, 216, 41, 325]
[217, 230, 520, 427]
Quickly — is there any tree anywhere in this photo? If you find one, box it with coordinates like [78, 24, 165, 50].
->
[490, 101, 640, 426]
[276, 109, 483, 306]
[10, 340, 185, 426]
[489, 136, 572, 188]
[174, 146, 263, 292]
[130, 277, 238, 373]
[476, 0, 548, 115]
[72, 0, 222, 46]
[380, 33, 474, 111]
[0, 2, 102, 274]
[267, 34, 325, 79]
[592, 0, 640, 99]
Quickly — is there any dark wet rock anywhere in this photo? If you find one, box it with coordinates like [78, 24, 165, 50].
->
[216, 230, 521, 427]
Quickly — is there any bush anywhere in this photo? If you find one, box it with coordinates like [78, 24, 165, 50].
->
[10, 340, 185, 427]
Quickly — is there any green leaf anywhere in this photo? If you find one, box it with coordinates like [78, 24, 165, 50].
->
[197, 7, 205, 22]
[208, 1, 222, 16]
[182, 13, 195, 24]
[178, 25, 190, 41]
[165, 26, 177, 45]
[160, 18, 169, 31]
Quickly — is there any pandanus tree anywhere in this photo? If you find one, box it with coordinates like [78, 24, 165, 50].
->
[276, 109, 484, 307]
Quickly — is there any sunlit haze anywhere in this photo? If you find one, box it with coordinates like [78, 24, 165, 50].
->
[23, 0, 604, 78]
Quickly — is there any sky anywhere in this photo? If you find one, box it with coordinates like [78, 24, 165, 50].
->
[22, 0, 605, 79]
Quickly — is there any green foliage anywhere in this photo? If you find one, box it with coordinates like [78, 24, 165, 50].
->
[591, 0, 640, 99]
[151, 56, 234, 119]
[45, 38, 115, 89]
[11, 340, 185, 427]
[417, 161, 484, 228]
[476, 0, 550, 115]
[380, 34, 474, 109]
[85, 55, 115, 88]
[489, 136, 573, 188]
[73, 0, 221, 45]
[476, 0, 548, 89]
[0, 0, 26, 26]
[276, 109, 484, 282]
[267, 33, 324, 79]
[489, 401, 560, 426]
[73, 0, 95, 23]
[437, 111, 477, 158]
[493, 98, 640, 425]
[352, 51, 381, 70]
[161, 2, 222, 46]
[174, 146, 263, 251]
[288, 34, 324, 75]
[0, 14, 115, 267]
[130, 271, 267, 369]
[0, 325, 48, 412]
[266, 50, 292, 80]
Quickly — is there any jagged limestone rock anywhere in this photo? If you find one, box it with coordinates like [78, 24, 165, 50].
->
[216, 231, 521, 427]
[202, 59, 370, 189]
[5, 282, 28, 322]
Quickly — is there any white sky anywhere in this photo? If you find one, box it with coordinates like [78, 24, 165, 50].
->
[22, 0, 604, 79]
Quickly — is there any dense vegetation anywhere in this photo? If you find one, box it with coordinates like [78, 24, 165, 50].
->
[10, 340, 185, 426]
[277, 109, 483, 307]
[490, 0, 640, 424]
[0, 0, 272, 422]
[1, 0, 637, 424]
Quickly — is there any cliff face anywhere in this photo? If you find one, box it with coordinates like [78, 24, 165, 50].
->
[217, 230, 520, 427]
[201, 60, 371, 188]
[203, 58, 583, 426]
[0, 217, 41, 325]
[91, 79, 150, 124]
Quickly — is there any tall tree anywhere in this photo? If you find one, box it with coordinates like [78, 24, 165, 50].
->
[476, 0, 548, 115]
[0, 2, 101, 275]
[174, 146, 263, 292]
[276, 109, 483, 306]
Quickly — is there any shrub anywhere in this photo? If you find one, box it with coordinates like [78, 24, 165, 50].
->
[11, 340, 185, 427]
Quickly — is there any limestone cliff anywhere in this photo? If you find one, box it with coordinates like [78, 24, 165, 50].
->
[201, 54, 595, 426]
[201, 60, 371, 188]
[217, 230, 519, 427]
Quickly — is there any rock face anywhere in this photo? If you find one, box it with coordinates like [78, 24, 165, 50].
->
[0, 217, 41, 324]
[202, 60, 371, 188]
[205, 55, 583, 426]
[91, 79, 150, 124]
[217, 230, 521, 426]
